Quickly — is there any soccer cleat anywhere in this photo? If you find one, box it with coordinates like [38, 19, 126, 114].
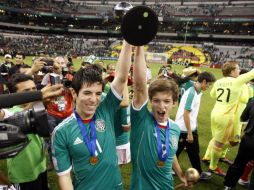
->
[199, 171, 212, 180]
[238, 178, 249, 186]
[202, 158, 210, 165]
[208, 167, 226, 177]
[219, 157, 233, 165]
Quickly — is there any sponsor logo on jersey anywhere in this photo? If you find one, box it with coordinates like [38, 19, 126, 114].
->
[73, 137, 83, 145]
[96, 119, 106, 132]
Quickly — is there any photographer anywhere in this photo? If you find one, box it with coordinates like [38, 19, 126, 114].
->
[41, 56, 74, 126]
[2, 73, 63, 190]
[8, 57, 45, 78]
[41, 56, 74, 170]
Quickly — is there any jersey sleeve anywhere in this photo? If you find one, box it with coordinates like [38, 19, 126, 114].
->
[51, 125, 72, 175]
[99, 85, 122, 119]
[235, 69, 254, 86]
[184, 88, 195, 111]
[120, 107, 129, 126]
[131, 99, 149, 129]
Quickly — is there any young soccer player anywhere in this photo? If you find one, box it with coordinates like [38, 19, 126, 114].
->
[175, 71, 215, 180]
[203, 61, 254, 176]
[51, 41, 132, 190]
[130, 46, 188, 189]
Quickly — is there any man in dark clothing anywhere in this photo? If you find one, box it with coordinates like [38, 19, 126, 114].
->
[224, 98, 254, 190]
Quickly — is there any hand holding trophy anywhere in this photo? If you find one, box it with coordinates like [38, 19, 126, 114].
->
[114, 2, 159, 46]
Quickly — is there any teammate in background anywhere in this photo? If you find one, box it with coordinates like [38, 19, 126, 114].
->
[202, 68, 253, 166]
[130, 46, 188, 189]
[175, 72, 215, 180]
[51, 41, 132, 190]
[114, 84, 131, 166]
[203, 61, 254, 176]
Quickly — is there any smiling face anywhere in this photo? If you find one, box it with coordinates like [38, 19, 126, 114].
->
[151, 91, 175, 123]
[75, 82, 103, 120]
[15, 54, 24, 65]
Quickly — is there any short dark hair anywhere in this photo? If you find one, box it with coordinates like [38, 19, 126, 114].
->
[7, 73, 33, 93]
[197, 71, 216, 83]
[15, 51, 25, 59]
[72, 64, 104, 95]
[148, 79, 179, 102]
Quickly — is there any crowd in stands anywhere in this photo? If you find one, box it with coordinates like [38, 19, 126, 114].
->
[1, 33, 253, 70]
[2, 0, 253, 17]
[0, 34, 113, 57]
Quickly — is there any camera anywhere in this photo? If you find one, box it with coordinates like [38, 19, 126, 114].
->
[0, 102, 50, 159]
[49, 73, 61, 85]
[49, 73, 72, 88]
[1, 102, 50, 137]
[40, 58, 54, 73]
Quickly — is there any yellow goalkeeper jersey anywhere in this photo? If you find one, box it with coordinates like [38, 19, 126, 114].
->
[210, 69, 254, 115]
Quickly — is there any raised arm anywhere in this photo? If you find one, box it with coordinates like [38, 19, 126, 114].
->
[120, 83, 129, 108]
[132, 46, 148, 109]
[236, 69, 254, 86]
[111, 41, 132, 97]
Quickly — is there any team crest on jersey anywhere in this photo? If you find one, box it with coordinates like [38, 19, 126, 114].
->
[95, 119, 106, 132]
[172, 136, 178, 149]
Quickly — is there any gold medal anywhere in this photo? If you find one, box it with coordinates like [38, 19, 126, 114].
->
[89, 156, 98, 165]
[157, 160, 165, 167]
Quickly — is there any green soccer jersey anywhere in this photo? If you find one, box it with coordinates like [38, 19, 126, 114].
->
[52, 89, 123, 190]
[210, 69, 254, 115]
[114, 106, 130, 146]
[180, 80, 195, 97]
[7, 106, 46, 184]
[130, 102, 180, 190]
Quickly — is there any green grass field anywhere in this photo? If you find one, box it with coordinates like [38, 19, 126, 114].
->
[0, 56, 246, 190]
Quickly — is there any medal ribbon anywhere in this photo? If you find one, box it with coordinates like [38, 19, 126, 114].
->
[74, 109, 96, 157]
[153, 117, 170, 162]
